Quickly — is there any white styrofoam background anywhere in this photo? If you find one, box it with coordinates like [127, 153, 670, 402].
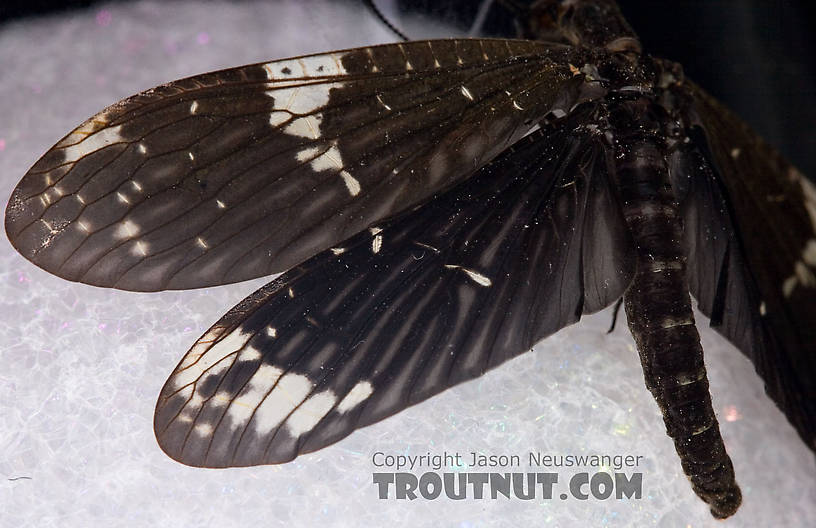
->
[0, 1, 814, 527]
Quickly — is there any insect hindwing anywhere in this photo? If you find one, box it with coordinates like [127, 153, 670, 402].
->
[153, 111, 635, 467]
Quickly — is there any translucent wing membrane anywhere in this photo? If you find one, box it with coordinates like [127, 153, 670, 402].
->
[154, 109, 635, 467]
[5, 39, 590, 291]
[674, 82, 816, 452]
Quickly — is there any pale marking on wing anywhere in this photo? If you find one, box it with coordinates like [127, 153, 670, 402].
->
[288, 287, 295, 298]
[39, 219, 55, 233]
[174, 386, 195, 422]
[512, 100, 524, 111]
[296, 141, 359, 195]
[330, 247, 346, 255]
[286, 390, 337, 436]
[189, 101, 199, 114]
[369, 227, 383, 235]
[132, 241, 148, 257]
[340, 171, 361, 196]
[138, 143, 147, 155]
[413, 241, 440, 253]
[193, 423, 213, 437]
[216, 199, 227, 209]
[337, 381, 373, 413]
[730, 147, 740, 159]
[59, 123, 124, 165]
[264, 80, 345, 135]
[211, 391, 232, 407]
[375, 94, 392, 111]
[284, 114, 322, 139]
[234, 346, 259, 363]
[178, 357, 231, 422]
[188, 151, 195, 161]
[444, 265, 492, 287]
[759, 301, 767, 316]
[433, 58, 441, 68]
[460, 85, 474, 101]
[782, 168, 816, 296]
[253, 372, 313, 434]
[264, 53, 348, 80]
[196, 237, 209, 250]
[266, 327, 277, 338]
[115, 220, 139, 239]
[116, 192, 130, 205]
[174, 328, 253, 386]
[76, 194, 86, 205]
[372, 233, 383, 254]
[268, 110, 290, 127]
[77, 220, 90, 233]
[131, 180, 142, 192]
[225, 364, 284, 429]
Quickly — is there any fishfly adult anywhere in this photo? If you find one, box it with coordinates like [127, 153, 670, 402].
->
[5, 0, 815, 518]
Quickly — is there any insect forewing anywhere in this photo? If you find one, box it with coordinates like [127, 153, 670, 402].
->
[6, 39, 590, 292]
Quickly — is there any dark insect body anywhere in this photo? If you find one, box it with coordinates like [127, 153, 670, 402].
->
[5, 0, 815, 518]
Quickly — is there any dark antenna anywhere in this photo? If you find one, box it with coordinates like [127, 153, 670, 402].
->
[361, 0, 410, 41]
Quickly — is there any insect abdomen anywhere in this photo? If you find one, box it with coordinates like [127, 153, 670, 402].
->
[612, 97, 741, 518]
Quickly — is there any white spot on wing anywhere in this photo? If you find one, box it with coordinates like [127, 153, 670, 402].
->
[193, 423, 213, 436]
[196, 237, 209, 250]
[115, 220, 139, 239]
[226, 364, 284, 428]
[444, 265, 492, 287]
[59, 121, 124, 165]
[189, 101, 199, 114]
[372, 233, 383, 254]
[337, 381, 373, 413]
[268, 110, 290, 127]
[216, 199, 226, 209]
[340, 170, 361, 196]
[138, 143, 147, 155]
[238, 346, 261, 362]
[132, 241, 148, 257]
[460, 85, 474, 101]
[375, 94, 392, 111]
[296, 141, 356, 194]
[174, 328, 253, 388]
[266, 327, 277, 338]
[286, 390, 337, 436]
[284, 114, 322, 139]
[253, 372, 313, 434]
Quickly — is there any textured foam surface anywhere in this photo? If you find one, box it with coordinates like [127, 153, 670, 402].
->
[0, 1, 814, 527]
